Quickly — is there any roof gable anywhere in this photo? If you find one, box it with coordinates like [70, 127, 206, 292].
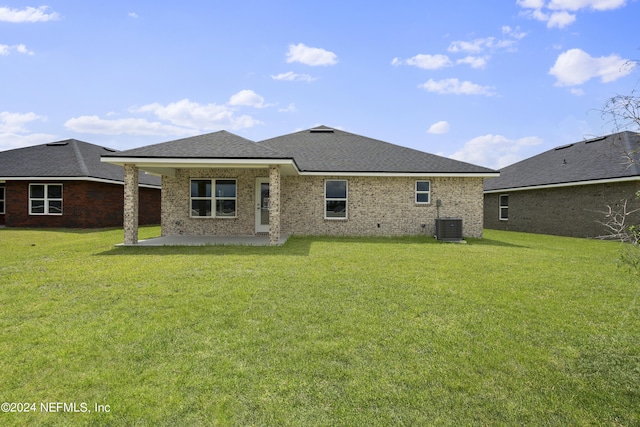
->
[258, 126, 496, 174]
[0, 139, 160, 186]
[484, 131, 640, 191]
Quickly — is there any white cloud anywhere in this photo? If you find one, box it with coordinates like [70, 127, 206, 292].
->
[391, 54, 453, 70]
[66, 95, 266, 137]
[271, 71, 317, 82]
[546, 11, 577, 28]
[0, 43, 34, 55]
[448, 36, 520, 54]
[517, 0, 545, 7]
[0, 5, 60, 23]
[549, 48, 636, 86]
[428, 121, 450, 134]
[286, 43, 337, 66]
[133, 98, 264, 130]
[0, 111, 54, 150]
[548, 0, 627, 11]
[64, 116, 192, 137]
[278, 103, 298, 113]
[457, 56, 488, 69]
[518, 0, 626, 27]
[0, 111, 45, 133]
[419, 78, 496, 96]
[128, 12, 139, 18]
[228, 90, 272, 108]
[449, 134, 543, 169]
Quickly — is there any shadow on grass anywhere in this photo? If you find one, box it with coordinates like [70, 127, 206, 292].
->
[96, 234, 525, 257]
[468, 238, 527, 248]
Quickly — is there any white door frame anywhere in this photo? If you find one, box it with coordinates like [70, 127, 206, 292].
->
[255, 177, 270, 233]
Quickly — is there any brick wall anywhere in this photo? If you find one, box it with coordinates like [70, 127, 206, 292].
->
[161, 168, 486, 238]
[484, 180, 640, 238]
[3, 180, 160, 228]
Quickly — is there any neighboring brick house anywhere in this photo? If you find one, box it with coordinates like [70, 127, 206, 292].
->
[484, 131, 640, 238]
[0, 139, 161, 228]
[102, 126, 498, 245]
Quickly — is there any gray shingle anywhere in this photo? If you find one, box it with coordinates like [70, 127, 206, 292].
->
[0, 139, 160, 186]
[258, 126, 496, 174]
[104, 131, 285, 159]
[484, 131, 640, 191]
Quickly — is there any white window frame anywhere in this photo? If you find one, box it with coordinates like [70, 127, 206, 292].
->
[415, 180, 431, 204]
[0, 185, 4, 214]
[29, 183, 63, 215]
[190, 179, 237, 218]
[325, 179, 348, 220]
[499, 194, 509, 221]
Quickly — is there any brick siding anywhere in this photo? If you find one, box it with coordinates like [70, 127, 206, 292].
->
[484, 181, 640, 238]
[161, 168, 485, 238]
[3, 180, 160, 228]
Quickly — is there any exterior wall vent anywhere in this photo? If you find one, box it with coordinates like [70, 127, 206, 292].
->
[435, 218, 463, 241]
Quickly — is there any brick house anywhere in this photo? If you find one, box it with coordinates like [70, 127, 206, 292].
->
[484, 131, 640, 238]
[101, 126, 498, 245]
[0, 139, 161, 228]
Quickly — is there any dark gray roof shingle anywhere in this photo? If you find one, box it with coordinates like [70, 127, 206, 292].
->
[104, 131, 285, 159]
[484, 131, 640, 191]
[0, 139, 160, 186]
[258, 126, 496, 174]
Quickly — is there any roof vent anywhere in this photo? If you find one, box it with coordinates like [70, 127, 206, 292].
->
[584, 136, 606, 144]
[310, 126, 334, 133]
[46, 142, 69, 146]
[102, 147, 117, 153]
[554, 143, 573, 151]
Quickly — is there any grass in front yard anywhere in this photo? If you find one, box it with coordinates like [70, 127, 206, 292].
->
[0, 227, 639, 426]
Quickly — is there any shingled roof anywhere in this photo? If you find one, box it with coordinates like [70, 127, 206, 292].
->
[0, 139, 160, 187]
[105, 131, 284, 160]
[101, 126, 497, 176]
[484, 131, 640, 192]
[258, 126, 496, 174]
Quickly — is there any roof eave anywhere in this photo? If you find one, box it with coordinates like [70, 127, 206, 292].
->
[297, 171, 500, 177]
[101, 156, 301, 176]
[484, 175, 640, 193]
[0, 176, 160, 188]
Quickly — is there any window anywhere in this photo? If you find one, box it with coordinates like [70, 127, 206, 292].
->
[0, 185, 4, 214]
[190, 179, 236, 218]
[416, 181, 430, 204]
[325, 180, 347, 219]
[29, 184, 63, 215]
[499, 194, 509, 220]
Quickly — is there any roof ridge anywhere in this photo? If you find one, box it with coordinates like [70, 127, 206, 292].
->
[70, 139, 90, 176]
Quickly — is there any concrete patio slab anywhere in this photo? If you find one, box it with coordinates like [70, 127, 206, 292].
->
[117, 234, 288, 247]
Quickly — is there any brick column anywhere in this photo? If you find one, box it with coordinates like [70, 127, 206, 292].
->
[269, 165, 281, 245]
[124, 164, 139, 245]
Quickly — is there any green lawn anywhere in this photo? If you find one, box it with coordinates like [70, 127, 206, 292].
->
[0, 227, 638, 426]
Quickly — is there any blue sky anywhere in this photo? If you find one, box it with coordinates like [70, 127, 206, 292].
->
[1, 0, 638, 169]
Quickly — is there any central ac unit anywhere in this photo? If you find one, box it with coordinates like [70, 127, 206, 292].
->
[435, 218, 463, 241]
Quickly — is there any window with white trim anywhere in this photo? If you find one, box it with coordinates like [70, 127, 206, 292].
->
[29, 184, 63, 215]
[415, 180, 430, 204]
[190, 179, 237, 218]
[499, 194, 509, 220]
[325, 180, 347, 219]
[0, 185, 4, 214]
